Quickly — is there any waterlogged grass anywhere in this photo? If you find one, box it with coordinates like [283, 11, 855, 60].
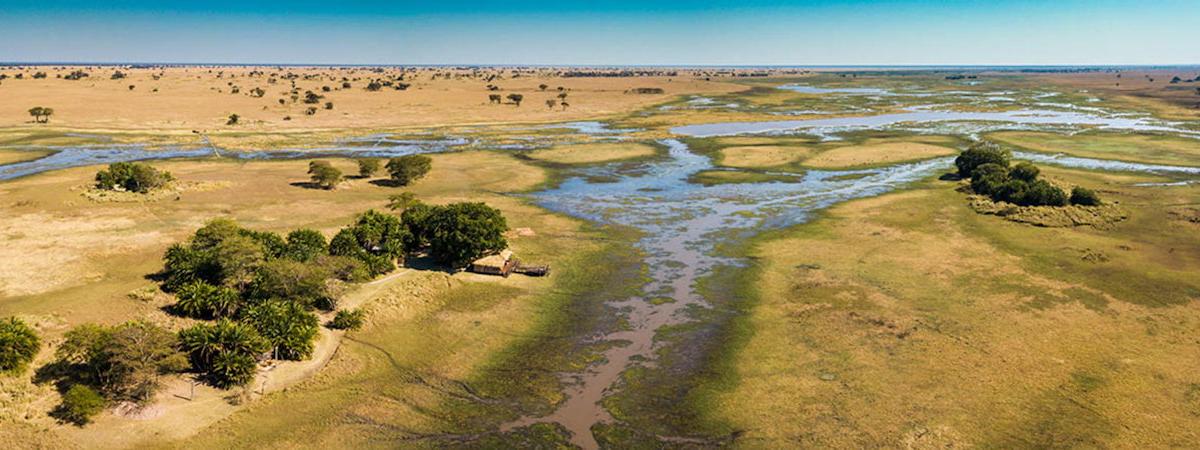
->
[687, 170, 799, 186]
[697, 172, 1200, 447]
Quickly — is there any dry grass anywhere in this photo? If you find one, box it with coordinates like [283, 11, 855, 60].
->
[527, 142, 657, 165]
[711, 170, 1200, 447]
[803, 141, 958, 169]
[0, 67, 741, 134]
[1030, 70, 1200, 121]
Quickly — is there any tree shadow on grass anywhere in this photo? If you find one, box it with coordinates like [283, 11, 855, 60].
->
[369, 179, 411, 188]
[403, 253, 457, 274]
[289, 181, 334, 190]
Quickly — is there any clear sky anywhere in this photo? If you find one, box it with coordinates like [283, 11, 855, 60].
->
[1, 0, 1196, 66]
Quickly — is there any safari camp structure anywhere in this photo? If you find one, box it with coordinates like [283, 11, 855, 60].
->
[469, 249, 550, 277]
[469, 250, 518, 276]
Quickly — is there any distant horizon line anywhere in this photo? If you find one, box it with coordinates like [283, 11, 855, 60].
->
[2, 62, 1199, 70]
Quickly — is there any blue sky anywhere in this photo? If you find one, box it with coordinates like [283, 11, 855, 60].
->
[1, 1, 1196, 65]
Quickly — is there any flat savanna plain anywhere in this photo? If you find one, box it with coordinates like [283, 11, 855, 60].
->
[1, 66, 1199, 448]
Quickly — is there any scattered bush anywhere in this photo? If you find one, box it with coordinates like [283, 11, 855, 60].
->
[329, 309, 366, 331]
[1070, 186, 1102, 206]
[95, 162, 174, 193]
[0, 317, 40, 374]
[385, 155, 432, 186]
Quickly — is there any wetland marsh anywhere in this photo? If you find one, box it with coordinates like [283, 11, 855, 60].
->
[2, 68, 1200, 448]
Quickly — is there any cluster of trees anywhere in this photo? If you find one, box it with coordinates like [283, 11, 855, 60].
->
[955, 142, 1101, 207]
[43, 321, 187, 424]
[159, 219, 372, 388]
[392, 199, 509, 269]
[28, 106, 54, 123]
[95, 162, 174, 193]
[305, 156, 430, 189]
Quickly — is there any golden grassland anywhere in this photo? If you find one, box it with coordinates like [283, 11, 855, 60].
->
[704, 166, 1200, 447]
[0, 66, 742, 135]
[526, 142, 658, 165]
[1029, 70, 1200, 121]
[717, 145, 812, 169]
[0, 149, 631, 448]
[989, 131, 1200, 167]
[801, 141, 958, 169]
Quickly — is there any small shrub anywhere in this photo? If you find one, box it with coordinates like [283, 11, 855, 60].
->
[1009, 162, 1040, 181]
[57, 385, 106, 425]
[329, 309, 366, 330]
[1070, 186, 1102, 206]
[969, 163, 1009, 196]
[0, 317, 40, 374]
[357, 158, 381, 178]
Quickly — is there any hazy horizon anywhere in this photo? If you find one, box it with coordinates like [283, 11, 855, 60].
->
[2, 0, 1197, 66]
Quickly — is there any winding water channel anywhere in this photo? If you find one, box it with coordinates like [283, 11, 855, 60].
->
[3, 88, 1200, 447]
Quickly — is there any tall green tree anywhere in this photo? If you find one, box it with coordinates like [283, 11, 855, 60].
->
[307, 161, 342, 190]
[385, 155, 432, 186]
[283, 229, 328, 262]
[426, 202, 509, 269]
